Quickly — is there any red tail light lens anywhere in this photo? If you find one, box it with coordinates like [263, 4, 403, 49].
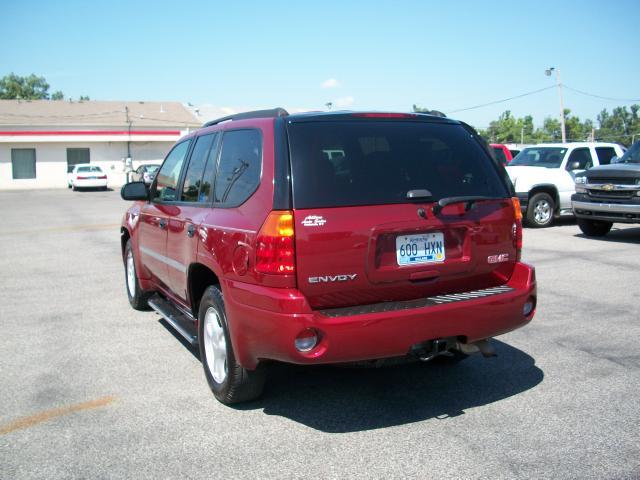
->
[512, 198, 523, 261]
[255, 211, 295, 274]
[76, 176, 88, 180]
[98, 175, 107, 179]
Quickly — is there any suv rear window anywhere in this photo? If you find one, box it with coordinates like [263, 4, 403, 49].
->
[288, 121, 509, 209]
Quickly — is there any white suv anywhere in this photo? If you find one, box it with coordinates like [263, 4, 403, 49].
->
[506, 142, 625, 227]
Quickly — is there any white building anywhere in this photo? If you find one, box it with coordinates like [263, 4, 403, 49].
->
[0, 100, 200, 189]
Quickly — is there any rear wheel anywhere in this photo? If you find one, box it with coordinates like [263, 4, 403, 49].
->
[526, 192, 555, 228]
[577, 218, 612, 237]
[124, 240, 151, 310]
[198, 285, 265, 404]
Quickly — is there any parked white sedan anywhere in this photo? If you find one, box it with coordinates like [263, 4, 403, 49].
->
[68, 164, 108, 191]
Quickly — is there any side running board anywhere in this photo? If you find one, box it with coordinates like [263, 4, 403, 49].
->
[148, 294, 198, 346]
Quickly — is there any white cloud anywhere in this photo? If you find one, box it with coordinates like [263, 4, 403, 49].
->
[334, 96, 355, 108]
[321, 78, 340, 89]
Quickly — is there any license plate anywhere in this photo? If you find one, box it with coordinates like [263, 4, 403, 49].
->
[396, 232, 445, 266]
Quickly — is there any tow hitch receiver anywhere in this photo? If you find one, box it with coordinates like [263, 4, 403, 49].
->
[411, 337, 458, 362]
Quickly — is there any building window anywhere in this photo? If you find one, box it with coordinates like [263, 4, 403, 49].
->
[67, 148, 90, 173]
[11, 149, 36, 179]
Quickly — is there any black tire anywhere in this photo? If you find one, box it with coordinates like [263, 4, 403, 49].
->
[124, 239, 151, 310]
[67, 183, 72, 189]
[72, 184, 77, 191]
[198, 285, 265, 404]
[431, 349, 469, 365]
[577, 218, 613, 237]
[525, 192, 555, 228]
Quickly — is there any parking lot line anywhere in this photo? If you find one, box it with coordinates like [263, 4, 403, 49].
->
[0, 223, 120, 237]
[0, 396, 116, 435]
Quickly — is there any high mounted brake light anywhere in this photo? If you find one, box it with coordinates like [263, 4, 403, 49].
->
[352, 113, 417, 119]
[255, 211, 295, 274]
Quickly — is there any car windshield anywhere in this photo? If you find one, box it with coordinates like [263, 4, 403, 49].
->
[77, 166, 103, 173]
[616, 141, 640, 164]
[509, 147, 567, 168]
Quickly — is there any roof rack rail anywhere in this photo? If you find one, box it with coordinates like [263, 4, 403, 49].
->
[202, 108, 289, 127]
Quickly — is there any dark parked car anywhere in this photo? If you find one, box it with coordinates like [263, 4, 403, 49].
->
[572, 140, 640, 236]
[120, 109, 537, 404]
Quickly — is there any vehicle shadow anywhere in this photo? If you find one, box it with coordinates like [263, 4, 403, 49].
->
[575, 226, 640, 244]
[235, 340, 543, 433]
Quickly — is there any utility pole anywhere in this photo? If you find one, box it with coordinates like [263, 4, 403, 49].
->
[546, 67, 566, 143]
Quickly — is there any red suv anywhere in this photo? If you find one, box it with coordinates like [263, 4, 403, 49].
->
[121, 109, 536, 404]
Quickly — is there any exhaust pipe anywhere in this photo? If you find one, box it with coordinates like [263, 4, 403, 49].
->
[459, 338, 496, 357]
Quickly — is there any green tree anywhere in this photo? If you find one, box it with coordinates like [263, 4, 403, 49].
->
[0, 73, 51, 99]
[51, 90, 64, 100]
[597, 105, 639, 145]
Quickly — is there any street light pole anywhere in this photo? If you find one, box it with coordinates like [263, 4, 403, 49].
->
[546, 67, 567, 143]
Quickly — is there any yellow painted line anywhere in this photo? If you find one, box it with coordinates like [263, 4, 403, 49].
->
[0, 396, 116, 435]
[0, 223, 120, 236]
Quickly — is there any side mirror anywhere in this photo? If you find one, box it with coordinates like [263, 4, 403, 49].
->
[121, 181, 149, 201]
[568, 161, 581, 171]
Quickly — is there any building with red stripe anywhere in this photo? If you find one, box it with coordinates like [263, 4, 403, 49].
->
[0, 100, 200, 189]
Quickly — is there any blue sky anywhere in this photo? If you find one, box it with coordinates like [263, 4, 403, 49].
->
[1, 0, 638, 128]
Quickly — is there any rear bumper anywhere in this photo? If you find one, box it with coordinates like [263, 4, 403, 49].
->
[224, 262, 537, 369]
[74, 179, 108, 188]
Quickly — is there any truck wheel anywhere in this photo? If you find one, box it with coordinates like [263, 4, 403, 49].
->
[198, 285, 265, 404]
[124, 239, 151, 310]
[526, 192, 555, 228]
[577, 219, 612, 237]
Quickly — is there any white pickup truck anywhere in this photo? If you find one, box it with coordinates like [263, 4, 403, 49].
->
[506, 142, 625, 227]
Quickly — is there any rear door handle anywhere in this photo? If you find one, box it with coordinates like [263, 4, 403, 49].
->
[186, 224, 195, 238]
[159, 219, 168, 230]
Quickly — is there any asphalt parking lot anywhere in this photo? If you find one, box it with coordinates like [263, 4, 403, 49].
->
[1, 189, 639, 480]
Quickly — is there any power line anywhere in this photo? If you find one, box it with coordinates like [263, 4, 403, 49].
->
[446, 86, 555, 114]
[563, 85, 640, 103]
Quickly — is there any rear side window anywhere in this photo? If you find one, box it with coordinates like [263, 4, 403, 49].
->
[153, 140, 191, 202]
[181, 133, 217, 202]
[595, 147, 616, 165]
[288, 121, 509, 209]
[214, 129, 262, 206]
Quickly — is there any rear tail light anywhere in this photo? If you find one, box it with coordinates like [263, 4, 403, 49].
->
[511, 197, 523, 261]
[255, 210, 295, 274]
[98, 175, 107, 179]
[76, 176, 88, 180]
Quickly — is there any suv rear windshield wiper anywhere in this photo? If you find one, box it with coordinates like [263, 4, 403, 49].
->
[432, 196, 500, 215]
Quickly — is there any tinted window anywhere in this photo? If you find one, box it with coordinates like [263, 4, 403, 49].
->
[288, 121, 509, 209]
[153, 140, 191, 201]
[77, 166, 103, 173]
[511, 147, 567, 167]
[181, 133, 216, 202]
[595, 147, 616, 165]
[492, 146, 508, 165]
[214, 130, 262, 206]
[566, 148, 593, 170]
[11, 149, 36, 179]
[67, 148, 90, 173]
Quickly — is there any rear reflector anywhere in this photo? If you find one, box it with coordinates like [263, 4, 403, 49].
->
[255, 211, 295, 274]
